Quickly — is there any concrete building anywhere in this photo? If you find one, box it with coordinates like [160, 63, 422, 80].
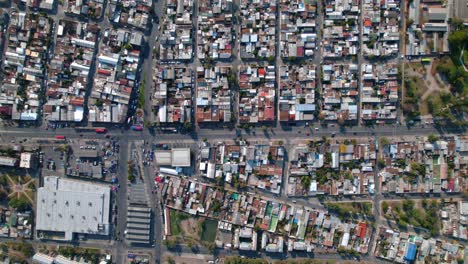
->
[36, 176, 111, 241]
[0, 156, 17, 167]
[19, 152, 36, 169]
[455, 0, 468, 23]
[32, 253, 54, 264]
[154, 148, 191, 167]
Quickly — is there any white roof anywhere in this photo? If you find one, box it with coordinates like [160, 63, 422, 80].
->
[154, 151, 172, 165]
[36, 177, 111, 240]
[32, 253, 54, 264]
[20, 152, 33, 168]
[171, 148, 191, 167]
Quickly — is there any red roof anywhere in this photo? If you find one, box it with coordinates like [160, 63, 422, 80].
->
[0, 106, 12, 116]
[97, 69, 111, 76]
[69, 98, 84, 106]
[154, 176, 163, 183]
[297, 47, 304, 57]
[264, 106, 274, 121]
[448, 178, 455, 192]
[364, 20, 372, 27]
[289, 113, 295, 121]
[358, 223, 367, 239]
[258, 68, 266, 75]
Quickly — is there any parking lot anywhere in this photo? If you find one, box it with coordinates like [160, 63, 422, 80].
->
[66, 138, 120, 182]
[40, 144, 67, 176]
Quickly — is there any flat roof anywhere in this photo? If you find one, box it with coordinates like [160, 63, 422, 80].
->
[154, 148, 191, 167]
[19, 152, 34, 168]
[455, 0, 468, 21]
[36, 176, 111, 240]
[154, 151, 172, 165]
[171, 148, 191, 167]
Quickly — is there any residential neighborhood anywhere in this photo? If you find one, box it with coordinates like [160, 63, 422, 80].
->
[239, 0, 276, 59]
[88, 28, 143, 123]
[0, 0, 465, 263]
[44, 20, 99, 123]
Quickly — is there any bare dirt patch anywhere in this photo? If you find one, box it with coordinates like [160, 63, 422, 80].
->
[180, 217, 201, 240]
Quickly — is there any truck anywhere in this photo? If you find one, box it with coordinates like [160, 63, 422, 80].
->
[131, 125, 143, 131]
[55, 135, 65, 139]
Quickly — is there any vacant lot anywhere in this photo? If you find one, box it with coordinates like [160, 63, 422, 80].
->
[382, 199, 441, 236]
[325, 202, 373, 219]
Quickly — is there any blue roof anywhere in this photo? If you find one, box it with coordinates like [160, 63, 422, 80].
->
[296, 104, 315, 112]
[405, 243, 417, 261]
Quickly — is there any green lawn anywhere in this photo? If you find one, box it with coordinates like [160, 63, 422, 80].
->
[169, 210, 189, 236]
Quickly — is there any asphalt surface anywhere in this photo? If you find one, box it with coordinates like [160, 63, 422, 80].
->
[0, 123, 464, 142]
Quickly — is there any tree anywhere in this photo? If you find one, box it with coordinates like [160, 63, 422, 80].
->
[382, 201, 389, 214]
[406, 18, 414, 29]
[211, 200, 222, 213]
[9, 197, 30, 211]
[267, 55, 275, 63]
[184, 122, 192, 130]
[0, 189, 7, 200]
[449, 17, 464, 30]
[164, 239, 177, 249]
[15, 242, 34, 257]
[95, 99, 104, 108]
[166, 256, 176, 264]
[377, 158, 386, 169]
[380, 137, 390, 146]
[428, 134, 439, 143]
[402, 199, 415, 212]
[127, 174, 135, 182]
[410, 162, 426, 176]
[123, 43, 133, 50]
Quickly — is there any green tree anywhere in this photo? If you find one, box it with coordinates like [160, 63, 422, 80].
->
[9, 197, 30, 211]
[123, 43, 133, 50]
[380, 137, 390, 146]
[377, 158, 386, 169]
[449, 17, 464, 30]
[164, 239, 177, 249]
[428, 134, 439, 143]
[382, 201, 389, 214]
[166, 256, 176, 264]
[267, 55, 275, 63]
[211, 200, 222, 213]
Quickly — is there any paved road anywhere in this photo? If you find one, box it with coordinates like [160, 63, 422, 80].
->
[138, 141, 164, 264]
[114, 139, 130, 264]
[0, 123, 464, 143]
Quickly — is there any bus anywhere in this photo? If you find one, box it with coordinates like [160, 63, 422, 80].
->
[55, 135, 65, 139]
[75, 127, 106, 132]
